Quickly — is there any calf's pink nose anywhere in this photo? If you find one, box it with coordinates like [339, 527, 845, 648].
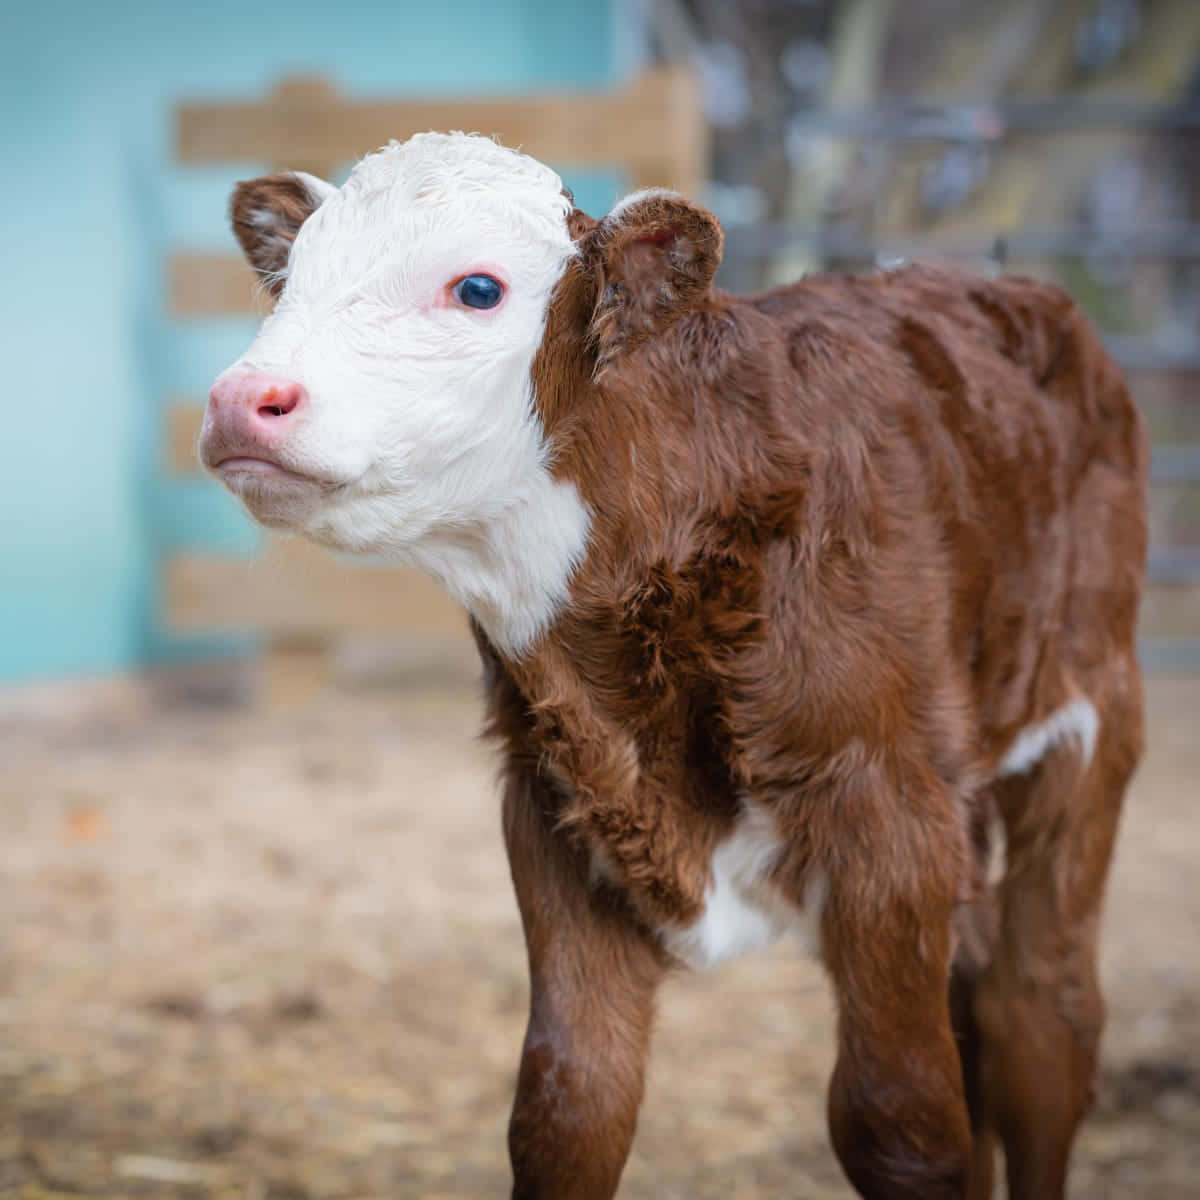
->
[208, 372, 307, 437]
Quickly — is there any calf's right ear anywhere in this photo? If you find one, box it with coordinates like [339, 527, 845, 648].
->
[230, 171, 337, 297]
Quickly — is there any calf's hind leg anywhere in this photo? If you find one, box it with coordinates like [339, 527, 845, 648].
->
[949, 907, 1001, 1200]
[974, 679, 1143, 1199]
[818, 769, 973, 1199]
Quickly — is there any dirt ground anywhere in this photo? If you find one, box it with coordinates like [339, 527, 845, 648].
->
[0, 666, 1197, 1199]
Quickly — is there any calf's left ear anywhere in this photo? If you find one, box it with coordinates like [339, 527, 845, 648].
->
[588, 189, 723, 370]
[230, 171, 337, 297]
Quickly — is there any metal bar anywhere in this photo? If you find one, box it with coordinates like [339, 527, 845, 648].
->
[787, 100, 1200, 142]
[1138, 638, 1200, 673]
[1104, 339, 1200, 374]
[722, 225, 1200, 262]
[1147, 547, 1200, 585]
[1150, 445, 1200, 485]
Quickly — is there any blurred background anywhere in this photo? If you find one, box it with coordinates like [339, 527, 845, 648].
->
[1, 1, 1198, 1197]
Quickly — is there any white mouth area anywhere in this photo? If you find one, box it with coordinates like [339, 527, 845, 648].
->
[214, 455, 345, 485]
[214, 457, 348, 531]
[216, 456, 310, 480]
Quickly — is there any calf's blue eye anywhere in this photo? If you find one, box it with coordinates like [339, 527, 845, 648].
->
[454, 274, 505, 310]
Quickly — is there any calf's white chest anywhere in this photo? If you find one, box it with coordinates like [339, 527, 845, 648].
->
[652, 804, 825, 970]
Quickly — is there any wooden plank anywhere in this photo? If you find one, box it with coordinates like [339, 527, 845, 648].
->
[165, 537, 1197, 643]
[176, 66, 707, 194]
[163, 540, 468, 638]
[624, 65, 708, 197]
[260, 636, 337, 708]
[166, 400, 203, 473]
[169, 252, 261, 318]
[170, 68, 707, 318]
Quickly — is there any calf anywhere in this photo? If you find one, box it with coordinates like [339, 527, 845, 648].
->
[201, 133, 1147, 1199]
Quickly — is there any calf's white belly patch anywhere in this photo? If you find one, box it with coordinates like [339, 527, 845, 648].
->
[658, 803, 825, 970]
[996, 697, 1099, 777]
[984, 697, 1101, 884]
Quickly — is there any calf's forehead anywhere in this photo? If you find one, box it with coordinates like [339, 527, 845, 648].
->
[289, 133, 576, 287]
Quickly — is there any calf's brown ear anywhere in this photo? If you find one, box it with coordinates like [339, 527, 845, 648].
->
[230, 171, 336, 297]
[588, 189, 723, 371]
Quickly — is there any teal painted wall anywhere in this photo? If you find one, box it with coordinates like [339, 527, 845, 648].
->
[0, 0, 618, 684]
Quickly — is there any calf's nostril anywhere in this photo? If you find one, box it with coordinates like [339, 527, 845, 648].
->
[255, 383, 303, 420]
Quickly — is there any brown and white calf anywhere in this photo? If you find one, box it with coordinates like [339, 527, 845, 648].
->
[201, 134, 1147, 1199]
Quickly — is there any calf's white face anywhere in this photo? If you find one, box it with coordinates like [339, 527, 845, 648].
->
[203, 132, 724, 655]
[201, 134, 588, 652]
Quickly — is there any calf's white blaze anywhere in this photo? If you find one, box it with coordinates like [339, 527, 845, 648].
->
[214, 133, 590, 656]
[659, 803, 826, 970]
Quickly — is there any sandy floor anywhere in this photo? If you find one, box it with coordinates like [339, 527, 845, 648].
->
[0, 669, 1197, 1199]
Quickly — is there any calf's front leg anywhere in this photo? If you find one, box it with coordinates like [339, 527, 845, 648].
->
[502, 768, 666, 1200]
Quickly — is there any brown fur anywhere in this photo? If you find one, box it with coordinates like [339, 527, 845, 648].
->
[480, 194, 1147, 1199]
[230, 173, 323, 295]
